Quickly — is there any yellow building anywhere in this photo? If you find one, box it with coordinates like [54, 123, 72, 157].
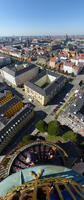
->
[24, 71, 66, 105]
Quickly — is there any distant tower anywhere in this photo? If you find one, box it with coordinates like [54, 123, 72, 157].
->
[66, 34, 69, 42]
[27, 39, 30, 47]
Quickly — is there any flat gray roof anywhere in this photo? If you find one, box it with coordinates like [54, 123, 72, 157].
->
[0, 102, 34, 133]
[70, 92, 84, 121]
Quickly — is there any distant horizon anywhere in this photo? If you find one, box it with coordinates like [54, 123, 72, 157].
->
[0, 34, 84, 37]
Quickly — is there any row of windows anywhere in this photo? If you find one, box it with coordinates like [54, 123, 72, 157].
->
[0, 110, 32, 144]
[27, 88, 43, 101]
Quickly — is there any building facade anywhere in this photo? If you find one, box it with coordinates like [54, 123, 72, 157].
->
[24, 71, 66, 105]
[0, 63, 39, 86]
[63, 62, 83, 75]
[0, 56, 11, 67]
[0, 86, 34, 153]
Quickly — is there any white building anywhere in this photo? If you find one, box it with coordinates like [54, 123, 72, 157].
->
[79, 57, 84, 63]
[70, 58, 79, 65]
[9, 52, 22, 59]
[0, 63, 39, 86]
[63, 62, 82, 75]
[60, 56, 67, 61]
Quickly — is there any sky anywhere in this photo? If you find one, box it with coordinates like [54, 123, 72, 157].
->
[0, 0, 84, 36]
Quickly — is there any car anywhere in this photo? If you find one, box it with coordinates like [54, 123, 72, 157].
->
[28, 98, 33, 102]
[56, 107, 60, 111]
[60, 102, 63, 105]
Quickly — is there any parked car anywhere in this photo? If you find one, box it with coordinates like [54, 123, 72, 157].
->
[29, 98, 33, 102]
[66, 93, 69, 97]
[56, 107, 60, 111]
[60, 101, 63, 105]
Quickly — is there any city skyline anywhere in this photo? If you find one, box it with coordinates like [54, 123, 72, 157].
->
[0, 0, 84, 36]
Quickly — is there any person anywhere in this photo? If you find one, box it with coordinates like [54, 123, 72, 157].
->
[26, 152, 31, 163]
[29, 161, 34, 166]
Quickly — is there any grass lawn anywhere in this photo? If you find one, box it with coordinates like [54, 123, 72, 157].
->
[46, 135, 64, 143]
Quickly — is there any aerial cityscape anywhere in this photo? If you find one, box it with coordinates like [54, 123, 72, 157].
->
[0, 0, 84, 199]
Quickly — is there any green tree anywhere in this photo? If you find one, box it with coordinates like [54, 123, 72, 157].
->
[57, 67, 60, 72]
[61, 70, 64, 74]
[71, 72, 74, 77]
[79, 142, 84, 150]
[48, 120, 60, 136]
[49, 66, 51, 70]
[62, 131, 77, 143]
[14, 45, 21, 49]
[65, 70, 68, 75]
[35, 120, 48, 132]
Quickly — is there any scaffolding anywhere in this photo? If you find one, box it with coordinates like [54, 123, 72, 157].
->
[0, 93, 13, 105]
[4, 101, 23, 118]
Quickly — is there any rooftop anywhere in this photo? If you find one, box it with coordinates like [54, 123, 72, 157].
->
[70, 92, 84, 121]
[0, 86, 34, 147]
[64, 62, 75, 67]
[0, 165, 84, 199]
[79, 56, 84, 60]
[25, 70, 66, 96]
[50, 57, 57, 62]
[2, 63, 37, 76]
[9, 141, 68, 175]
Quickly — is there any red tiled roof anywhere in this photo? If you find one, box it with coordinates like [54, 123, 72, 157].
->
[79, 53, 84, 56]
[79, 56, 84, 59]
[50, 57, 57, 62]
[64, 62, 74, 66]
[69, 51, 76, 54]
[73, 66, 80, 70]
[71, 56, 77, 59]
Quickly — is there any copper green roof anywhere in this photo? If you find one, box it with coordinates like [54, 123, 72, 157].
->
[0, 165, 84, 198]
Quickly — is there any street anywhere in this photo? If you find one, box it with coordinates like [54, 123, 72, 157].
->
[0, 72, 84, 157]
